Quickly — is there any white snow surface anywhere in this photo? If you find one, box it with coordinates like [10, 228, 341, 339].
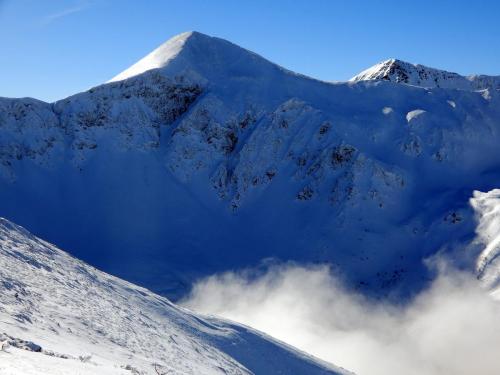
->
[470, 190, 500, 299]
[405, 109, 426, 123]
[109, 32, 194, 82]
[350, 58, 500, 90]
[0, 218, 348, 375]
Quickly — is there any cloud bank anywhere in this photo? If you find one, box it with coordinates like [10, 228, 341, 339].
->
[182, 264, 500, 375]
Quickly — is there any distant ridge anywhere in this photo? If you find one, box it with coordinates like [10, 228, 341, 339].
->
[350, 58, 500, 90]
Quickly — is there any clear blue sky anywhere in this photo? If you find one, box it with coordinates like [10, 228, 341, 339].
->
[1, 0, 499, 102]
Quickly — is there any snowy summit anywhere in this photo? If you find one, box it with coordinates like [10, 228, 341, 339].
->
[109, 31, 196, 82]
[350, 58, 500, 90]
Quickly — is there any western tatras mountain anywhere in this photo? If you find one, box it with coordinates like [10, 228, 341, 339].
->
[1, 31, 500, 300]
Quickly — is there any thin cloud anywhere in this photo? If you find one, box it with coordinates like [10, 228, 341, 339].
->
[183, 263, 500, 375]
[41, 1, 89, 25]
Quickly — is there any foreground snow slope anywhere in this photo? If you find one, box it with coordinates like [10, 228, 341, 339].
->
[350, 58, 500, 90]
[0, 218, 348, 375]
[1, 31, 500, 299]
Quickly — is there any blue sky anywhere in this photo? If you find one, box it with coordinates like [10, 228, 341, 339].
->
[1, 0, 499, 102]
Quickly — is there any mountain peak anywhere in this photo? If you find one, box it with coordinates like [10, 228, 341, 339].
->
[350, 58, 463, 86]
[350, 58, 500, 91]
[109, 31, 207, 82]
[109, 31, 277, 83]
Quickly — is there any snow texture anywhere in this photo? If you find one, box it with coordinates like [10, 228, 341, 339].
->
[470, 190, 500, 299]
[0, 218, 348, 375]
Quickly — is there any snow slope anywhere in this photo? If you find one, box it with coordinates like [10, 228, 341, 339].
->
[350, 58, 500, 90]
[109, 31, 195, 82]
[1, 31, 500, 300]
[469, 189, 500, 300]
[0, 218, 349, 375]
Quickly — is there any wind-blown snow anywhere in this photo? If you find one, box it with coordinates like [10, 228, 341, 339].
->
[0, 218, 348, 375]
[184, 263, 500, 375]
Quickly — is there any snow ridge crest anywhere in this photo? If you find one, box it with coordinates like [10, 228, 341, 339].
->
[351, 58, 500, 91]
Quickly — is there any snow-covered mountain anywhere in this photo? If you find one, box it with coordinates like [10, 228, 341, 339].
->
[1, 31, 500, 301]
[0, 217, 349, 375]
[350, 58, 500, 90]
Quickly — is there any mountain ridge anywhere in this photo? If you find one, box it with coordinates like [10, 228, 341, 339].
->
[350, 58, 500, 90]
[0, 216, 349, 374]
[108, 31, 306, 91]
[109, 31, 196, 82]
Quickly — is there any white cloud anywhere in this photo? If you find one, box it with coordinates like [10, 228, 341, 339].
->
[182, 263, 500, 375]
[42, 1, 89, 25]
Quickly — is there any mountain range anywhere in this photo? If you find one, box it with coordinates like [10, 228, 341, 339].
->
[1, 31, 500, 303]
